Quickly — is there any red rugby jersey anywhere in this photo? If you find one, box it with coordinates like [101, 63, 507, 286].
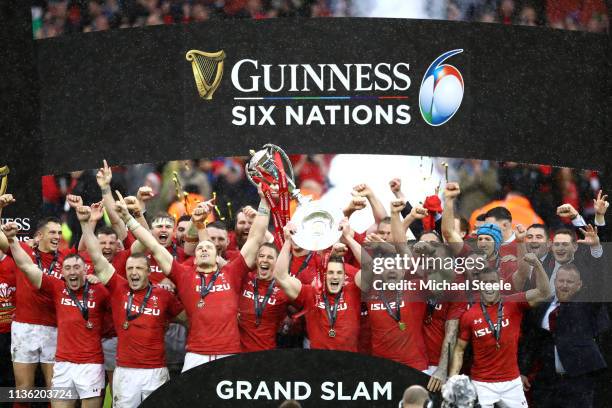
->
[107, 273, 183, 368]
[238, 273, 289, 352]
[41, 275, 109, 364]
[295, 282, 361, 352]
[459, 292, 529, 382]
[169, 255, 250, 355]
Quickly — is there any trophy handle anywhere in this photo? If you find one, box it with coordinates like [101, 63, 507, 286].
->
[244, 162, 257, 186]
[263, 144, 296, 188]
[0, 166, 9, 196]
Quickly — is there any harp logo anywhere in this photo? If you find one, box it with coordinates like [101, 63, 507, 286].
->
[419, 49, 464, 126]
[186, 50, 226, 100]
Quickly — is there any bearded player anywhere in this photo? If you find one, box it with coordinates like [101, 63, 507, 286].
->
[78, 205, 183, 408]
[3, 221, 109, 408]
[116, 187, 271, 371]
[387, 198, 465, 392]
[238, 242, 291, 352]
[356, 200, 430, 372]
[449, 252, 551, 408]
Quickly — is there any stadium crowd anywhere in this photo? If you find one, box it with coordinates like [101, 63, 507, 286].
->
[31, 0, 608, 40]
[0, 156, 609, 407]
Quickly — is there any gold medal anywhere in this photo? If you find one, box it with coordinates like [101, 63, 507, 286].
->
[86, 321, 94, 330]
[197, 300, 205, 309]
[122, 321, 129, 330]
[496, 342, 500, 350]
[328, 329, 336, 338]
[399, 321, 406, 331]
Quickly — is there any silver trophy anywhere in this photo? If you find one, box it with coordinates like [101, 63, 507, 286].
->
[246, 144, 342, 251]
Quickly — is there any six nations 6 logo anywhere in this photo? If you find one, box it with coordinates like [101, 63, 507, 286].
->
[418, 49, 465, 127]
[187, 49, 465, 128]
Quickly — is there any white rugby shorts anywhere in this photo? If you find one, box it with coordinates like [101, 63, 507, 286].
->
[112, 366, 169, 408]
[11, 321, 57, 364]
[472, 377, 528, 408]
[52, 362, 104, 399]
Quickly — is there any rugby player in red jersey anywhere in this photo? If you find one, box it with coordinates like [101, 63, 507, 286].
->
[0, 235, 17, 389]
[4, 220, 110, 408]
[6, 195, 73, 393]
[227, 206, 255, 251]
[238, 242, 290, 352]
[360, 199, 430, 371]
[484, 206, 517, 255]
[274, 224, 362, 352]
[116, 188, 270, 371]
[78, 206, 183, 407]
[275, 233, 322, 350]
[72, 196, 130, 392]
[287, 245, 319, 285]
[392, 208, 467, 392]
[206, 221, 240, 262]
[441, 183, 526, 291]
[449, 252, 551, 408]
[129, 212, 183, 282]
[174, 215, 192, 250]
[95, 159, 192, 282]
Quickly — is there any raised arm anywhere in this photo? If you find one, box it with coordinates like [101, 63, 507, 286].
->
[339, 218, 362, 264]
[511, 224, 531, 291]
[124, 195, 152, 254]
[448, 338, 468, 377]
[389, 199, 413, 259]
[354, 183, 387, 224]
[338, 218, 367, 290]
[2, 223, 42, 288]
[441, 182, 464, 255]
[180, 199, 214, 257]
[240, 188, 271, 268]
[127, 191, 150, 230]
[577, 224, 603, 259]
[390, 199, 406, 243]
[389, 178, 405, 201]
[593, 190, 608, 226]
[187, 204, 210, 243]
[273, 225, 302, 301]
[0, 194, 15, 251]
[523, 253, 552, 307]
[97, 160, 127, 241]
[66, 194, 87, 250]
[343, 194, 367, 219]
[77, 201, 104, 252]
[402, 205, 428, 233]
[115, 192, 173, 275]
[77, 206, 116, 284]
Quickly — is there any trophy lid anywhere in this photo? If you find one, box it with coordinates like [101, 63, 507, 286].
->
[291, 202, 343, 251]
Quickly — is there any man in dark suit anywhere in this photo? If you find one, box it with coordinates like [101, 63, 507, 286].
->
[522, 263, 609, 408]
[546, 226, 604, 299]
[517, 223, 603, 293]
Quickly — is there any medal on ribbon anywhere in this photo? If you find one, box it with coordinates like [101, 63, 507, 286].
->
[124, 284, 153, 330]
[197, 268, 220, 309]
[323, 290, 343, 338]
